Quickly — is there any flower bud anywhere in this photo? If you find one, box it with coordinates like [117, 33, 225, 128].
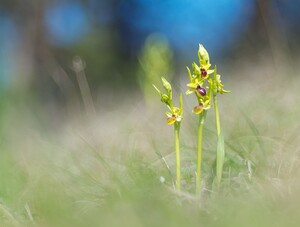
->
[198, 44, 210, 65]
[161, 77, 172, 93]
[161, 94, 169, 105]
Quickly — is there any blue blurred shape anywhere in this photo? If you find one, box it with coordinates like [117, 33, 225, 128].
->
[118, 0, 256, 58]
[44, 1, 90, 46]
[273, 0, 300, 29]
[0, 11, 18, 88]
[89, 0, 114, 26]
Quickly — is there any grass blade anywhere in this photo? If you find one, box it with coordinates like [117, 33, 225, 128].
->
[216, 130, 225, 190]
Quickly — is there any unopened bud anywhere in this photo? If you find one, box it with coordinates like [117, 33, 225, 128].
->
[161, 94, 169, 105]
[198, 44, 210, 65]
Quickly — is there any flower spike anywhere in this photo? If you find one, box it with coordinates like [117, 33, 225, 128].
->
[153, 77, 182, 191]
[186, 44, 230, 194]
[153, 77, 183, 125]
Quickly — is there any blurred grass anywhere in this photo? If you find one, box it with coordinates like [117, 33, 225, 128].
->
[1, 63, 300, 226]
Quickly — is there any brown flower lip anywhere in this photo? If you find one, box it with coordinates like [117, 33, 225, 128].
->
[200, 68, 207, 77]
[193, 103, 204, 114]
[196, 86, 206, 96]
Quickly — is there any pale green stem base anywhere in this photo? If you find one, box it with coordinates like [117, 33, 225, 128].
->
[196, 111, 207, 195]
[174, 122, 181, 191]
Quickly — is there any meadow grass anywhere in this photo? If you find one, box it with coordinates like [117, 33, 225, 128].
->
[1, 64, 300, 226]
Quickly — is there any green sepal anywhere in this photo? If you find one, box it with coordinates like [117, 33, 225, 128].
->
[187, 66, 193, 81]
[179, 93, 183, 116]
[166, 111, 173, 117]
[213, 66, 218, 95]
[185, 89, 194, 95]
[192, 62, 200, 75]
[152, 84, 161, 95]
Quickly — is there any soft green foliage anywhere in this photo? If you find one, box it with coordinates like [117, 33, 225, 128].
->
[2, 42, 300, 227]
[215, 131, 225, 190]
[1, 71, 300, 226]
[138, 34, 173, 105]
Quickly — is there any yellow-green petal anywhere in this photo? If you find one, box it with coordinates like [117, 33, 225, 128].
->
[207, 69, 214, 74]
[220, 88, 230, 94]
[187, 83, 197, 88]
[186, 89, 194, 95]
[166, 112, 173, 117]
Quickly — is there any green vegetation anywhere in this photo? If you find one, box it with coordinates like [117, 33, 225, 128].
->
[1, 47, 300, 227]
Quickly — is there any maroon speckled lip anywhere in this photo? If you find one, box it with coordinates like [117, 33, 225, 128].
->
[200, 68, 207, 77]
[196, 86, 206, 96]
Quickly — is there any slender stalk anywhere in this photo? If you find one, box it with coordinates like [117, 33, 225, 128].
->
[174, 122, 181, 191]
[213, 66, 221, 136]
[213, 95, 221, 136]
[196, 110, 207, 195]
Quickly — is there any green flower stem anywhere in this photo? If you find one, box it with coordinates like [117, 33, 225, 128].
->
[213, 95, 221, 136]
[196, 110, 207, 195]
[174, 122, 181, 191]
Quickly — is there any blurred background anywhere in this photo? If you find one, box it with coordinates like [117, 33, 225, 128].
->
[1, 0, 300, 112]
[1, 1, 300, 225]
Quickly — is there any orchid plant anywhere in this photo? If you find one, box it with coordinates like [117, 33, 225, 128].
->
[153, 44, 229, 195]
[153, 77, 183, 191]
[186, 44, 229, 194]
